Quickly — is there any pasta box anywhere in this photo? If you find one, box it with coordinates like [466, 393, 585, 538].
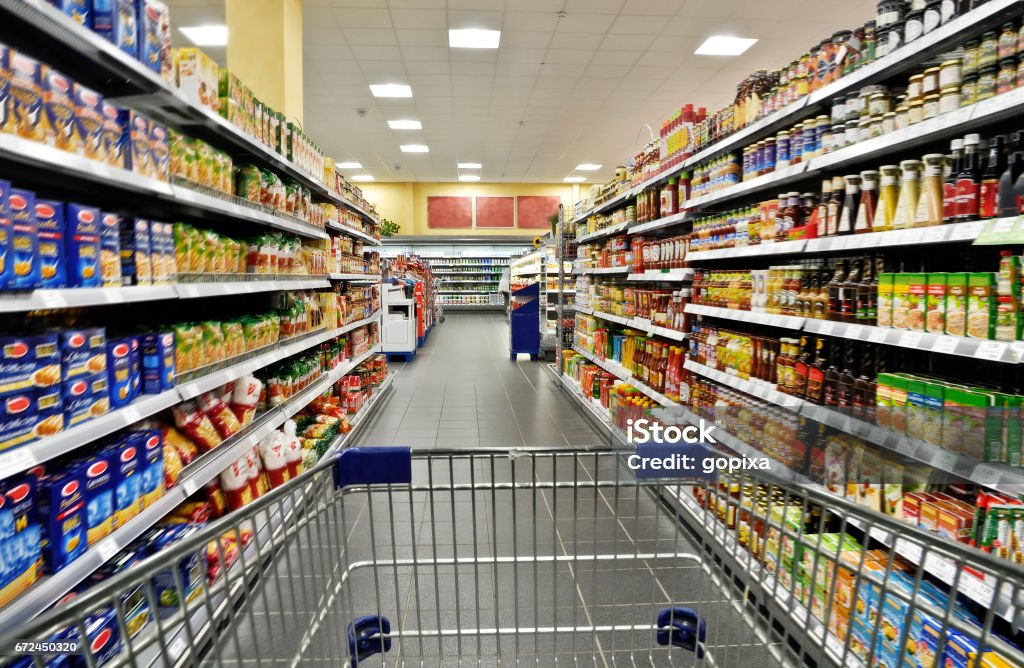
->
[0, 179, 12, 290]
[100, 100, 125, 168]
[8, 51, 44, 142]
[78, 450, 115, 545]
[117, 108, 152, 178]
[106, 338, 133, 408]
[119, 217, 151, 286]
[0, 333, 61, 398]
[94, 0, 139, 59]
[64, 203, 101, 287]
[99, 211, 122, 287]
[36, 467, 87, 573]
[140, 0, 169, 77]
[106, 437, 142, 527]
[0, 45, 11, 135]
[72, 83, 105, 162]
[129, 335, 141, 397]
[62, 372, 109, 428]
[34, 199, 65, 289]
[89, 549, 151, 639]
[59, 327, 106, 380]
[150, 120, 169, 181]
[142, 330, 174, 393]
[130, 429, 163, 508]
[9, 188, 40, 289]
[0, 387, 62, 454]
[47, 0, 90, 26]
[41, 66, 78, 154]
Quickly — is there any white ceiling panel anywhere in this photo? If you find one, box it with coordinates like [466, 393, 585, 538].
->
[167, 0, 874, 182]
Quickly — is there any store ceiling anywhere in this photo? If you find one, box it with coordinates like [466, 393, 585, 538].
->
[165, 0, 874, 184]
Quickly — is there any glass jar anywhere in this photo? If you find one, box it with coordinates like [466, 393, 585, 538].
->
[998, 58, 1017, 95]
[868, 92, 892, 115]
[814, 115, 830, 158]
[939, 59, 962, 88]
[922, 93, 940, 119]
[893, 159, 923, 229]
[877, 165, 901, 231]
[791, 122, 805, 164]
[831, 123, 846, 149]
[978, 31, 999, 69]
[876, 27, 893, 57]
[977, 65, 998, 101]
[923, 0, 943, 33]
[939, 85, 961, 113]
[876, 0, 906, 28]
[776, 131, 791, 168]
[962, 40, 979, 78]
[904, 10, 924, 43]
[917, 153, 946, 227]
[844, 120, 859, 147]
[999, 22, 1018, 61]
[894, 105, 910, 129]
[961, 75, 978, 106]
[882, 111, 897, 133]
[845, 92, 861, 123]
[866, 114, 883, 138]
[862, 21, 878, 64]
[887, 21, 905, 53]
[908, 98, 925, 124]
[831, 97, 846, 123]
[907, 73, 924, 99]
[922, 66, 941, 94]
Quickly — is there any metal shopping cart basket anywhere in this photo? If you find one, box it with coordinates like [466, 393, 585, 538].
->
[5, 447, 1024, 667]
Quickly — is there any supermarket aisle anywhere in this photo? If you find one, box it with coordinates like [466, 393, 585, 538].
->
[358, 311, 608, 449]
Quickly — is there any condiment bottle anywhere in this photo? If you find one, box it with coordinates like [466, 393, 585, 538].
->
[855, 170, 879, 233]
[838, 174, 861, 235]
[856, 255, 877, 323]
[817, 179, 832, 237]
[826, 176, 846, 236]
[876, 165, 900, 232]
[892, 159, 922, 229]
[956, 133, 982, 221]
[999, 131, 1024, 217]
[827, 259, 847, 321]
[980, 134, 1006, 219]
[661, 177, 679, 218]
[915, 154, 945, 226]
[944, 138, 963, 222]
[841, 257, 862, 322]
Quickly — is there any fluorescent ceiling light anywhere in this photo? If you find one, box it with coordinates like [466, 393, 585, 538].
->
[369, 83, 413, 98]
[351, 175, 375, 182]
[459, 174, 481, 182]
[336, 161, 362, 169]
[180, 25, 228, 46]
[564, 176, 587, 183]
[449, 29, 501, 49]
[458, 162, 482, 169]
[694, 35, 758, 56]
[388, 119, 422, 130]
[400, 144, 429, 153]
[575, 163, 602, 171]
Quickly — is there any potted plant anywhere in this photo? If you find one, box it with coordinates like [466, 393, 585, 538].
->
[380, 218, 401, 237]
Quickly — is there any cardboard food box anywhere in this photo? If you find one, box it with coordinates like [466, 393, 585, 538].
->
[72, 83, 105, 162]
[35, 199, 65, 289]
[41, 67, 79, 154]
[9, 189, 40, 289]
[945, 272, 969, 337]
[8, 51, 44, 142]
[967, 272, 996, 339]
[925, 272, 947, 334]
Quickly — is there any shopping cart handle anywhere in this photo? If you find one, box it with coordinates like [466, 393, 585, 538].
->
[334, 447, 412, 489]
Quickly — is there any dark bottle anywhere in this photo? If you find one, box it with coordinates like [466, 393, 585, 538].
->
[837, 174, 860, 235]
[826, 176, 846, 236]
[827, 259, 848, 321]
[944, 138, 963, 222]
[841, 258, 862, 323]
[980, 134, 1006, 219]
[823, 340, 841, 406]
[793, 336, 812, 398]
[805, 338, 828, 403]
[956, 133, 983, 221]
[852, 343, 875, 421]
[856, 256, 876, 324]
[837, 343, 857, 408]
[1007, 130, 1024, 216]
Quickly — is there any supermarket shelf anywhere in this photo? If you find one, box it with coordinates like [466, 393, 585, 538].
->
[441, 304, 505, 310]
[170, 184, 328, 240]
[686, 304, 806, 331]
[687, 162, 810, 211]
[628, 210, 690, 236]
[682, 359, 804, 410]
[687, 240, 807, 261]
[571, 345, 679, 407]
[570, 189, 635, 226]
[546, 365, 629, 447]
[578, 266, 630, 276]
[328, 273, 382, 282]
[174, 278, 332, 298]
[0, 311, 382, 480]
[575, 221, 631, 244]
[804, 220, 989, 253]
[437, 290, 497, 294]
[627, 269, 694, 282]
[326, 220, 382, 246]
[0, 344, 385, 636]
[430, 263, 510, 268]
[433, 270, 504, 275]
[576, 306, 688, 342]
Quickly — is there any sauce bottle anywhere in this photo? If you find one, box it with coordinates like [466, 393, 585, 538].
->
[944, 138, 963, 222]
[813, 265, 830, 319]
[855, 170, 879, 233]
[893, 159, 922, 229]
[915, 154, 946, 226]
[793, 336, 812, 397]
[852, 343, 874, 420]
[661, 177, 679, 218]
[956, 133, 982, 221]
[876, 165, 900, 232]
[817, 179, 832, 237]
[826, 176, 845, 236]
[838, 174, 861, 235]
[856, 255, 876, 323]
[980, 134, 1006, 219]
[841, 257, 862, 322]
[823, 341, 841, 406]
[837, 343, 857, 408]
[805, 338, 828, 403]
[776, 338, 793, 393]
[827, 259, 847, 321]
[998, 131, 1024, 217]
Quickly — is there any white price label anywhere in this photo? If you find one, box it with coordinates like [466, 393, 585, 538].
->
[932, 449, 958, 472]
[894, 438, 916, 457]
[960, 574, 995, 605]
[105, 289, 125, 304]
[97, 540, 118, 562]
[949, 220, 985, 240]
[974, 341, 1008, 361]
[182, 477, 199, 496]
[168, 638, 188, 658]
[844, 325, 863, 340]
[973, 463, 1003, 485]
[0, 448, 38, 479]
[121, 406, 142, 425]
[869, 328, 890, 344]
[932, 337, 960, 354]
[818, 321, 835, 335]
[180, 285, 200, 298]
[923, 552, 958, 583]
[806, 239, 821, 252]
[899, 331, 923, 348]
[1011, 341, 1024, 362]
[737, 379, 751, 393]
[39, 291, 67, 309]
[869, 426, 890, 444]
[922, 226, 948, 243]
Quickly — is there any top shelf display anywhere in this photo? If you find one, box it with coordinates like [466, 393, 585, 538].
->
[0, 0, 379, 228]
[572, 0, 1022, 226]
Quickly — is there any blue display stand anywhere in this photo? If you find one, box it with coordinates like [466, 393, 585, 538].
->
[509, 283, 540, 361]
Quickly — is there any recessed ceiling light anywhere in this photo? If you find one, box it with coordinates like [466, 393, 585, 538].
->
[564, 176, 587, 183]
[575, 163, 602, 171]
[388, 119, 422, 130]
[336, 161, 362, 169]
[400, 144, 429, 153]
[351, 175, 375, 182]
[459, 174, 481, 182]
[369, 83, 413, 98]
[449, 29, 501, 49]
[458, 162, 482, 169]
[180, 25, 228, 46]
[694, 35, 758, 56]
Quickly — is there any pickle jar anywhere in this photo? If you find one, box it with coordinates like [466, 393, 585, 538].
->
[997, 58, 1017, 95]
[922, 93, 940, 120]
[939, 85, 961, 113]
[907, 73, 924, 99]
[894, 104, 910, 129]
[939, 59, 961, 88]
[962, 40, 979, 78]
[908, 98, 925, 124]
[977, 65, 998, 101]
[961, 74, 978, 105]
[922, 66, 941, 95]
[868, 92, 892, 115]
[978, 31, 998, 69]
[999, 22, 1018, 61]
[882, 111, 897, 133]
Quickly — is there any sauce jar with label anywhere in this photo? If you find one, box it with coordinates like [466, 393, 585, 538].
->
[977, 65, 998, 101]
[776, 131, 791, 168]
[923, 0, 944, 32]
[978, 31, 999, 69]
[882, 111, 897, 133]
[904, 10, 924, 43]
[831, 123, 846, 149]
[845, 120, 861, 146]
[868, 92, 892, 115]
[875, 27, 893, 57]
[922, 93, 940, 119]
[962, 40, 979, 78]
[998, 58, 1017, 95]
[867, 115, 884, 138]
[908, 98, 925, 124]
[939, 59, 961, 88]
[876, 0, 906, 28]
[922, 66, 941, 95]
[907, 73, 924, 99]
[894, 105, 909, 129]
[939, 85, 961, 113]
[999, 22, 1018, 60]
[961, 75, 978, 105]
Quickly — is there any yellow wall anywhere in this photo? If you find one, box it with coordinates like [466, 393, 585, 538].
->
[361, 182, 573, 236]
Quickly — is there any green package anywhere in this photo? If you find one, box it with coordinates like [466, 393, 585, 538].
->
[945, 273, 969, 337]
[967, 272, 996, 339]
[877, 274, 894, 328]
[925, 273, 947, 334]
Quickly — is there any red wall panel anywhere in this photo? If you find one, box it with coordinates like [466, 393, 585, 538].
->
[516, 196, 560, 229]
[475, 196, 515, 228]
[427, 196, 473, 228]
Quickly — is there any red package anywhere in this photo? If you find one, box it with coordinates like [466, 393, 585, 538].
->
[163, 426, 199, 465]
[166, 500, 212, 524]
[204, 482, 227, 518]
[199, 392, 243, 439]
[231, 376, 262, 425]
[172, 401, 224, 452]
[219, 455, 253, 511]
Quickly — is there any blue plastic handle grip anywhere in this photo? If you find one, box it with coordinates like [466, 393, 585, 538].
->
[334, 447, 412, 489]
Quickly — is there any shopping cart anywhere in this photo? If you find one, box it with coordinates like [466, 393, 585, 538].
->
[2, 447, 786, 668]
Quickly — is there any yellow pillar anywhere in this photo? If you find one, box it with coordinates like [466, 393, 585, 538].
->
[225, 0, 304, 125]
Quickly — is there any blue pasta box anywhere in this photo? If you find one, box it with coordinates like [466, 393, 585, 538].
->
[9, 188, 40, 289]
[64, 203, 101, 287]
[78, 450, 114, 545]
[130, 429, 162, 508]
[0, 179, 12, 290]
[119, 217, 150, 286]
[0, 388, 62, 455]
[73, 83, 105, 162]
[140, 0, 168, 76]
[47, 0, 90, 27]
[90, 550, 151, 639]
[0, 333, 61, 398]
[117, 108, 152, 179]
[36, 468, 87, 573]
[35, 199, 65, 288]
[62, 372, 108, 428]
[105, 338, 132, 408]
[41, 66, 78, 154]
[0, 476, 42, 607]
[106, 437, 141, 527]
[113, 0, 139, 59]
[59, 327, 106, 380]
[129, 335, 141, 398]
[2, 475, 42, 578]
[99, 211, 122, 287]
[8, 51, 44, 143]
[100, 100, 124, 169]
[0, 45, 11, 136]
[150, 121, 168, 181]
[142, 331, 173, 393]
[151, 220, 172, 283]
[147, 523, 204, 615]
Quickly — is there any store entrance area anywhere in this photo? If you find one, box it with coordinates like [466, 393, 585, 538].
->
[360, 312, 605, 449]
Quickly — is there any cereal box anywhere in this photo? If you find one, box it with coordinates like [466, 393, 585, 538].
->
[100, 100, 124, 168]
[967, 272, 996, 339]
[0, 333, 60, 398]
[177, 48, 218, 112]
[99, 211, 122, 287]
[107, 437, 142, 527]
[946, 273, 969, 337]
[48, 0, 89, 26]
[10, 189, 40, 289]
[41, 67, 79, 153]
[118, 217, 151, 286]
[106, 338, 133, 409]
[117, 108, 152, 178]
[150, 120, 169, 181]
[36, 467, 87, 572]
[925, 273, 946, 334]
[0, 44, 12, 136]
[58, 327, 106, 380]
[142, 331, 174, 393]
[0, 387, 63, 453]
[78, 451, 115, 545]
[8, 51, 44, 142]
[62, 372, 109, 428]
[35, 199, 65, 288]
[0, 179, 12, 290]
[72, 83, 104, 162]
